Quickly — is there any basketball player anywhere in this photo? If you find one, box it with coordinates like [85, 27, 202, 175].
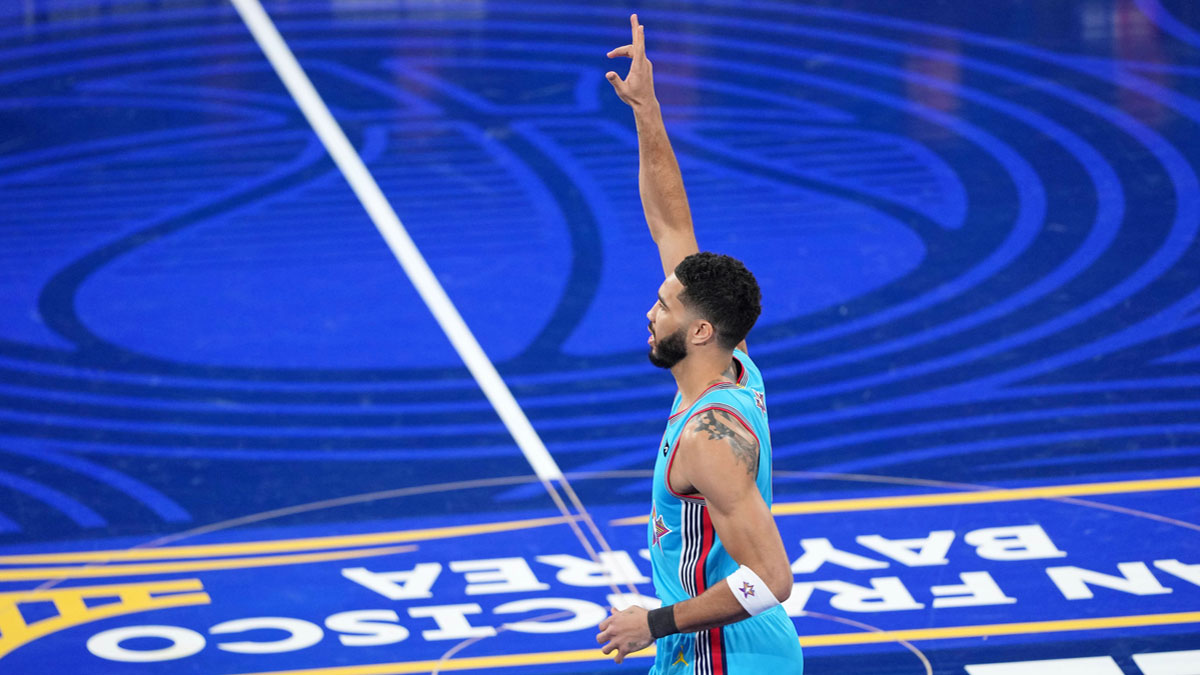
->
[595, 14, 805, 674]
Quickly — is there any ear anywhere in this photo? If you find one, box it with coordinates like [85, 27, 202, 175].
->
[690, 319, 716, 346]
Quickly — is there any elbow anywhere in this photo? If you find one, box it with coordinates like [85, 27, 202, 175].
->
[770, 575, 792, 604]
[765, 564, 793, 604]
[648, 219, 681, 240]
[740, 557, 793, 605]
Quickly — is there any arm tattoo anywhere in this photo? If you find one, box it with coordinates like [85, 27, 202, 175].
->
[692, 410, 758, 475]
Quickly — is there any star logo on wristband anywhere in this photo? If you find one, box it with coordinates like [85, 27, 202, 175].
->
[738, 581, 756, 598]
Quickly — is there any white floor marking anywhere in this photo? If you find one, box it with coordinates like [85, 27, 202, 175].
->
[965, 656, 1124, 675]
[1133, 650, 1200, 675]
[228, 0, 563, 482]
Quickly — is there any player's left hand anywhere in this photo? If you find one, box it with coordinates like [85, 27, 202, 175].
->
[596, 605, 654, 664]
[606, 13, 657, 110]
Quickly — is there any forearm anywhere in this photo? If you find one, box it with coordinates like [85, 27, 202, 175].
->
[669, 557, 793, 633]
[633, 101, 694, 243]
[670, 580, 751, 633]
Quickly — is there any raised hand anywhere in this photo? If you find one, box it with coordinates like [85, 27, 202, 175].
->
[605, 12, 697, 278]
[606, 13, 657, 109]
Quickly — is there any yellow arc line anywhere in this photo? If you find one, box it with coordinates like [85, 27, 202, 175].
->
[0, 545, 416, 581]
[227, 646, 648, 675]
[0, 578, 205, 600]
[799, 610, 1200, 646]
[775, 475, 1200, 516]
[611, 475, 1200, 524]
[225, 611, 1200, 675]
[15, 476, 1198, 564]
[0, 516, 570, 565]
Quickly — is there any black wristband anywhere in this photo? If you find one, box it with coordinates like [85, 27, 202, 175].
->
[647, 605, 678, 639]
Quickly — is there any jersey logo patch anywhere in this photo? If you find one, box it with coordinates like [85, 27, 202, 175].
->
[754, 389, 766, 414]
[650, 504, 671, 551]
[738, 581, 756, 599]
[673, 648, 688, 666]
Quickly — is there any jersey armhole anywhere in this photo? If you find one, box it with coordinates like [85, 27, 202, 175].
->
[732, 353, 748, 385]
[665, 432, 706, 503]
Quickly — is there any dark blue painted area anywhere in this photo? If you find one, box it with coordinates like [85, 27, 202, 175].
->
[1, 0, 1200, 673]
[536, 118, 929, 356]
[73, 120, 571, 368]
[0, 488, 1196, 673]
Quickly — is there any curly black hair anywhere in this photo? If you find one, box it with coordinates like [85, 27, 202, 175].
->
[674, 252, 762, 350]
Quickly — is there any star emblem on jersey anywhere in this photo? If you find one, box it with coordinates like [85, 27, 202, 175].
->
[738, 581, 756, 598]
[651, 505, 671, 551]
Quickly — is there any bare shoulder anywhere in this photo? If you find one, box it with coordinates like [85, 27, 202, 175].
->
[681, 407, 759, 477]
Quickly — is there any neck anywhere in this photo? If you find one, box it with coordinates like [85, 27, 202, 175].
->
[672, 348, 736, 408]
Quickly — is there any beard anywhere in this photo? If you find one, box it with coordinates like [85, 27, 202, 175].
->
[648, 326, 689, 369]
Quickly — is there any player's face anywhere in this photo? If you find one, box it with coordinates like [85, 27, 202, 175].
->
[646, 276, 690, 369]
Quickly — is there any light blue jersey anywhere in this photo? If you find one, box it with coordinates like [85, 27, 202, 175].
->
[647, 349, 803, 674]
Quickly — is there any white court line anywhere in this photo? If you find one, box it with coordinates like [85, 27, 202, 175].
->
[227, 0, 563, 482]
[229, 0, 641, 600]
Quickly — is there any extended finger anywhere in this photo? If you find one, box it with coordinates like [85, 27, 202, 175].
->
[607, 45, 633, 58]
[634, 21, 645, 58]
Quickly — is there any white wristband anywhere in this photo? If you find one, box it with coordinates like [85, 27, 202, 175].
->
[725, 565, 780, 617]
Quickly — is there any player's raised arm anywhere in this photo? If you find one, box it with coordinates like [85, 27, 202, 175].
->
[607, 13, 699, 279]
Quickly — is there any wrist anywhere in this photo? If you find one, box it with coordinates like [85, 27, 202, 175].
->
[631, 98, 662, 118]
[646, 605, 678, 639]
